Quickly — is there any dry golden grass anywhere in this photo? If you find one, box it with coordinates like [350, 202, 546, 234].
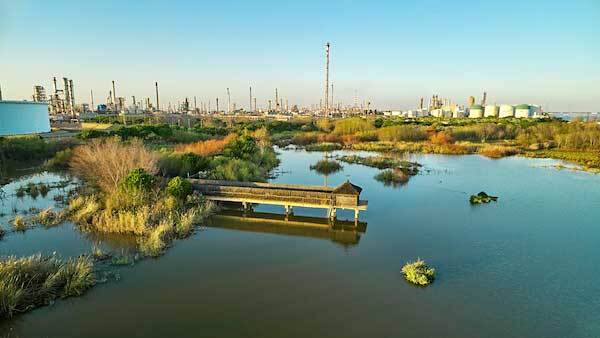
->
[479, 145, 520, 158]
[69, 137, 157, 193]
[174, 133, 236, 156]
[429, 131, 454, 145]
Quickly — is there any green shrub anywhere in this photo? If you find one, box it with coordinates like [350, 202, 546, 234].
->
[77, 129, 109, 139]
[158, 152, 209, 177]
[45, 148, 73, 169]
[223, 134, 258, 159]
[166, 177, 192, 199]
[332, 118, 375, 135]
[377, 125, 428, 142]
[119, 168, 155, 192]
[401, 259, 435, 286]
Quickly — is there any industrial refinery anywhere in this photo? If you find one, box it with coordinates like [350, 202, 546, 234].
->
[0, 41, 563, 135]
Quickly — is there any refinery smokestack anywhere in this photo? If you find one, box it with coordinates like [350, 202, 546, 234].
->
[0, 83, 2, 101]
[249, 86, 252, 112]
[324, 42, 330, 114]
[69, 79, 75, 115]
[112, 81, 117, 111]
[155, 82, 159, 111]
[227, 88, 231, 114]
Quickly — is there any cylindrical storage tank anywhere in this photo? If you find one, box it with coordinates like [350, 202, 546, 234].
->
[484, 105, 499, 117]
[0, 101, 50, 136]
[499, 104, 514, 118]
[515, 104, 531, 118]
[469, 105, 483, 118]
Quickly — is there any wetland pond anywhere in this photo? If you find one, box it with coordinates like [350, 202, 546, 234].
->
[1, 148, 600, 338]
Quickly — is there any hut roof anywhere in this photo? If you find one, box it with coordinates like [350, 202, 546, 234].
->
[333, 181, 362, 195]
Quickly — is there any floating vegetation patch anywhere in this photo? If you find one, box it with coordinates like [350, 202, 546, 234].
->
[374, 169, 410, 187]
[305, 142, 343, 152]
[402, 259, 436, 286]
[469, 191, 498, 204]
[11, 216, 28, 232]
[338, 155, 421, 174]
[33, 208, 66, 228]
[310, 159, 343, 175]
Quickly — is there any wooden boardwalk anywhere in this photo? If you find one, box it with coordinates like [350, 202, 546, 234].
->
[190, 179, 368, 221]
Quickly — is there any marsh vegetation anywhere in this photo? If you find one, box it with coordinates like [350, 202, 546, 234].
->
[402, 259, 436, 286]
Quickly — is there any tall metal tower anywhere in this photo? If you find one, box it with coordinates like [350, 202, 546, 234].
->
[227, 88, 231, 114]
[275, 88, 279, 112]
[155, 82, 160, 111]
[249, 86, 252, 112]
[324, 42, 330, 114]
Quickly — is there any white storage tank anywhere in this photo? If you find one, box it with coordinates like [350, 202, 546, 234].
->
[0, 101, 50, 136]
[484, 105, 499, 117]
[515, 104, 531, 118]
[499, 104, 515, 118]
[469, 105, 484, 118]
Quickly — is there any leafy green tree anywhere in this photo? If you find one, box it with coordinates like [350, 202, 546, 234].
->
[166, 176, 192, 199]
[223, 135, 258, 159]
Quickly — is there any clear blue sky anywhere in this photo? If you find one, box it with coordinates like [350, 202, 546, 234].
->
[1, 0, 598, 111]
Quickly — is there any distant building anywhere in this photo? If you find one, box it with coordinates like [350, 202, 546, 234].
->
[515, 104, 531, 118]
[469, 105, 484, 118]
[0, 101, 50, 136]
[484, 105, 499, 117]
[499, 105, 515, 118]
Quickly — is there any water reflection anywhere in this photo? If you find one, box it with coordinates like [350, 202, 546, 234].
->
[208, 209, 367, 247]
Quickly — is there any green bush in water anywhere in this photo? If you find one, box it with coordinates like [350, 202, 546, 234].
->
[166, 177, 192, 199]
[402, 259, 435, 286]
[310, 160, 342, 175]
[119, 168, 155, 193]
[469, 192, 498, 204]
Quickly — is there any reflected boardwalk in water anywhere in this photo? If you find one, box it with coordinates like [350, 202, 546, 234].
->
[191, 179, 368, 221]
[208, 210, 367, 247]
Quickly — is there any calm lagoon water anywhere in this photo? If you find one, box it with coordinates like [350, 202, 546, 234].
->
[1, 149, 600, 338]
